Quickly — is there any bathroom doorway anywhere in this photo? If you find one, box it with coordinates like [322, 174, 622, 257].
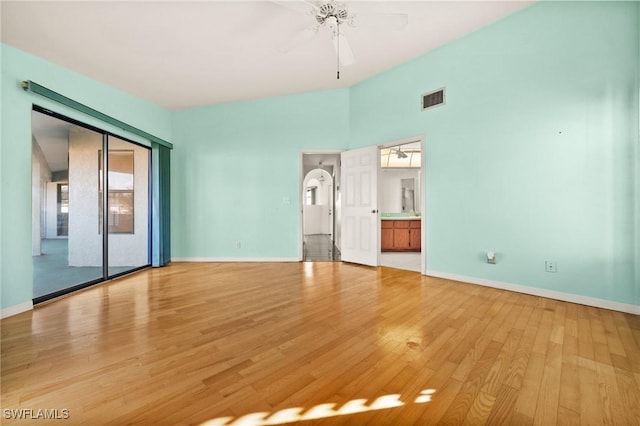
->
[379, 138, 424, 272]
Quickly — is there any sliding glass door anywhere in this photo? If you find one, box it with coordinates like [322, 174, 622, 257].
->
[32, 108, 151, 302]
[106, 136, 150, 277]
[32, 111, 105, 299]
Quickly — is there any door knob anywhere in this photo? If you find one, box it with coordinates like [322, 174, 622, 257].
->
[371, 209, 378, 213]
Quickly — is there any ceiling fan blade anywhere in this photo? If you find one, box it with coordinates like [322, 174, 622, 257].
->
[332, 32, 355, 67]
[350, 13, 408, 31]
[278, 26, 319, 53]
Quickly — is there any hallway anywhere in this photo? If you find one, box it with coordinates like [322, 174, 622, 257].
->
[303, 234, 340, 261]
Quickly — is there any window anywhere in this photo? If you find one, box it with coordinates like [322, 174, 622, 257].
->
[380, 142, 422, 168]
[57, 184, 69, 236]
[99, 150, 134, 233]
[306, 186, 317, 206]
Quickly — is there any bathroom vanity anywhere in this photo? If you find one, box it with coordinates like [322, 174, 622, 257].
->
[381, 217, 421, 252]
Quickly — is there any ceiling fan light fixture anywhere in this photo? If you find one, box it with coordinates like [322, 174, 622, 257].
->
[315, 1, 349, 24]
[336, 8, 348, 21]
[319, 2, 335, 17]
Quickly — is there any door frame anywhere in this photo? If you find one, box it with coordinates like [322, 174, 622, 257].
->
[299, 150, 342, 261]
[300, 136, 425, 273]
[378, 135, 426, 274]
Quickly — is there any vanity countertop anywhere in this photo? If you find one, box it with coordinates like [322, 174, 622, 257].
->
[381, 215, 421, 221]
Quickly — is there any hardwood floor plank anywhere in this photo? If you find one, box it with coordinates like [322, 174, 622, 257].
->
[533, 341, 562, 425]
[438, 340, 503, 425]
[1, 262, 639, 425]
[532, 307, 554, 356]
[375, 366, 438, 425]
[613, 366, 640, 425]
[411, 374, 464, 426]
[558, 334, 581, 420]
[484, 384, 520, 425]
[577, 305, 597, 363]
[450, 296, 524, 385]
[595, 360, 627, 426]
[615, 313, 640, 374]
[502, 301, 541, 390]
[557, 405, 582, 426]
[579, 364, 604, 425]
[511, 351, 545, 425]
[601, 312, 627, 357]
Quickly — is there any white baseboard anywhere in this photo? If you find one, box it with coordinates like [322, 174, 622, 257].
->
[172, 257, 300, 263]
[425, 270, 640, 315]
[1, 301, 33, 319]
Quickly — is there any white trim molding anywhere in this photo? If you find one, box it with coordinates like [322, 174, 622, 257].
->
[172, 257, 300, 263]
[1, 301, 34, 319]
[425, 270, 640, 315]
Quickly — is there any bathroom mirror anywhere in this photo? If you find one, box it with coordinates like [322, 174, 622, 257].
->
[401, 178, 415, 213]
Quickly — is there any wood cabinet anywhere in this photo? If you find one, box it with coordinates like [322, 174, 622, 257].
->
[410, 223, 422, 250]
[381, 221, 395, 251]
[393, 221, 410, 249]
[381, 220, 421, 252]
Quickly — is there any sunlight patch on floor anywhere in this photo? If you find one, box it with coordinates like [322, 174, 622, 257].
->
[200, 389, 436, 426]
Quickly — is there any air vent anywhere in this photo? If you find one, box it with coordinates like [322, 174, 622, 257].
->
[421, 88, 445, 111]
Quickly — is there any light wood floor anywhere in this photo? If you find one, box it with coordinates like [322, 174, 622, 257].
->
[1, 262, 639, 425]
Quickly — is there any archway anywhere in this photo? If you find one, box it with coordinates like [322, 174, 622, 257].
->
[302, 168, 339, 261]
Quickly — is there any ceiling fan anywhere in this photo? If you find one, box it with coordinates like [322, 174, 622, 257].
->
[394, 148, 408, 159]
[274, 0, 409, 79]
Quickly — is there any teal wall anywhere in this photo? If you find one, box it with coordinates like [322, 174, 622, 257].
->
[350, 1, 639, 305]
[171, 89, 350, 258]
[0, 44, 172, 310]
[2, 1, 638, 312]
[636, 0, 640, 309]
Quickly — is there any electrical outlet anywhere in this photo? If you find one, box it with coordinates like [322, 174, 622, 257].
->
[235, 241, 241, 249]
[545, 261, 557, 273]
[487, 251, 496, 264]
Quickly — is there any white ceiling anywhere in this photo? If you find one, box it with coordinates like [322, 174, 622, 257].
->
[1, 1, 533, 110]
[32, 110, 71, 172]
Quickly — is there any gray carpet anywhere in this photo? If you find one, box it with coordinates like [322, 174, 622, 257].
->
[33, 239, 138, 298]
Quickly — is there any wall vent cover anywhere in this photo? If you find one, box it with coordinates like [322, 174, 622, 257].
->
[422, 88, 445, 111]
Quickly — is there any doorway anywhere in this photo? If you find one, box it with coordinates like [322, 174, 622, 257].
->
[31, 107, 151, 302]
[301, 137, 425, 272]
[301, 152, 341, 261]
[378, 139, 424, 272]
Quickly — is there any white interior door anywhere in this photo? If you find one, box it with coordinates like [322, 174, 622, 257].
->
[341, 145, 379, 266]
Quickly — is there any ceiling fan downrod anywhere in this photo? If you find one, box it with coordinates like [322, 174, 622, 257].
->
[336, 22, 340, 79]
